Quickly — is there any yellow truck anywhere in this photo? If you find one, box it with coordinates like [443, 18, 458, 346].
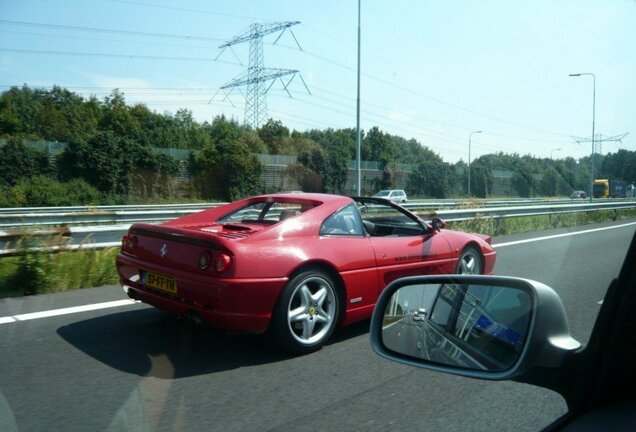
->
[593, 179, 627, 198]
[593, 179, 609, 198]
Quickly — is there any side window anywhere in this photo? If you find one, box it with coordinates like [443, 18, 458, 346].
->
[320, 204, 364, 236]
[355, 199, 424, 237]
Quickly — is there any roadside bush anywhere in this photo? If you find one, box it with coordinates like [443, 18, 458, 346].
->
[0, 176, 101, 207]
[8, 238, 53, 296]
[0, 245, 120, 297]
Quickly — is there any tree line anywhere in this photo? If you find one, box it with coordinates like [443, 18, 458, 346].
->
[0, 85, 634, 207]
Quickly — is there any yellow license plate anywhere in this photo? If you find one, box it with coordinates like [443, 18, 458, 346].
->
[144, 271, 177, 294]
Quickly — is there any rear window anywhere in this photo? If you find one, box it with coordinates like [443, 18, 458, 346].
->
[218, 201, 318, 224]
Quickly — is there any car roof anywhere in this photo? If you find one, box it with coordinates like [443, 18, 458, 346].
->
[251, 192, 351, 204]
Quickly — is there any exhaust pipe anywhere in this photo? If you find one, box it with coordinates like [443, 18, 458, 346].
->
[125, 286, 139, 300]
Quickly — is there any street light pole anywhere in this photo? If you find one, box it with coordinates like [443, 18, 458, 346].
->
[569, 73, 596, 203]
[550, 148, 562, 197]
[355, 0, 362, 195]
[468, 130, 482, 197]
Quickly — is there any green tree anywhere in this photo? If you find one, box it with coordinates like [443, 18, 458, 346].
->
[190, 144, 221, 199]
[191, 116, 265, 200]
[407, 160, 454, 198]
[293, 145, 326, 192]
[511, 163, 535, 197]
[469, 162, 493, 198]
[538, 167, 559, 196]
[128, 146, 181, 198]
[258, 119, 289, 154]
[57, 131, 132, 195]
[0, 139, 51, 186]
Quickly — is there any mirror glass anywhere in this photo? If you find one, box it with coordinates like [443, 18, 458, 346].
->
[382, 283, 532, 372]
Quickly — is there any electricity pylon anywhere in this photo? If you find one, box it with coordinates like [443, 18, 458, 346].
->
[216, 21, 310, 129]
[572, 133, 629, 155]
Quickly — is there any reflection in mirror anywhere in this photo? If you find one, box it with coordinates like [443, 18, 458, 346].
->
[382, 283, 532, 372]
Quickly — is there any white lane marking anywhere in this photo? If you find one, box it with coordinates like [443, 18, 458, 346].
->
[493, 221, 636, 248]
[0, 299, 138, 325]
[598, 300, 603, 305]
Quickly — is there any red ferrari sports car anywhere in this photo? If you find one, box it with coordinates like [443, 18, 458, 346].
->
[116, 193, 496, 353]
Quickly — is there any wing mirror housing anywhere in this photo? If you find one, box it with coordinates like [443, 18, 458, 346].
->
[431, 217, 446, 231]
[370, 275, 581, 381]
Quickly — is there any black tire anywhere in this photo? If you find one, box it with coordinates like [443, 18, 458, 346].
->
[456, 246, 483, 275]
[270, 268, 341, 354]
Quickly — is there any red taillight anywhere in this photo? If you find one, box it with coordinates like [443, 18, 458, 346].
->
[121, 235, 137, 252]
[214, 253, 232, 273]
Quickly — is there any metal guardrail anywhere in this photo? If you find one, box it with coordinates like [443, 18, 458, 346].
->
[1, 200, 635, 256]
[2, 198, 632, 228]
[423, 201, 636, 221]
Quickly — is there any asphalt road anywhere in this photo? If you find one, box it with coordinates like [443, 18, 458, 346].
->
[0, 219, 634, 432]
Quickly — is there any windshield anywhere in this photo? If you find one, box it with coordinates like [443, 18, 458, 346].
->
[0, 1, 634, 432]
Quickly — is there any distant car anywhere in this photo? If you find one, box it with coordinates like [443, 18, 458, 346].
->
[374, 189, 408, 203]
[116, 193, 495, 353]
[570, 190, 587, 199]
[412, 308, 427, 321]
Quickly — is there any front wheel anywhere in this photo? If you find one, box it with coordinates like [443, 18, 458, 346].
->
[270, 269, 340, 354]
[456, 246, 483, 275]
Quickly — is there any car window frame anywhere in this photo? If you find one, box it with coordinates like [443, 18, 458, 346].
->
[352, 196, 428, 236]
[319, 203, 366, 237]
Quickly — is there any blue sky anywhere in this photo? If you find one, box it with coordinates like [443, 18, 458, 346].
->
[0, 0, 634, 162]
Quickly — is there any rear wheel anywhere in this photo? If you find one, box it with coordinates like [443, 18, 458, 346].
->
[456, 246, 483, 275]
[271, 268, 340, 354]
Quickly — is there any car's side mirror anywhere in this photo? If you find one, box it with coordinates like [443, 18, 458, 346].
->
[370, 275, 581, 380]
[431, 217, 446, 231]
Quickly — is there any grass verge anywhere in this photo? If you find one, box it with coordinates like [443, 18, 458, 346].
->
[0, 247, 119, 298]
[446, 208, 636, 237]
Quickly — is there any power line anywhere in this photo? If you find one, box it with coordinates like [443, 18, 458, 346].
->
[101, 0, 256, 19]
[266, 89, 516, 153]
[0, 80, 562, 155]
[307, 83, 572, 144]
[0, 48, 241, 65]
[0, 19, 224, 42]
[0, 19, 582, 139]
[271, 41, 574, 138]
[0, 29, 213, 50]
[572, 133, 629, 155]
[299, 24, 580, 131]
[265, 92, 505, 155]
[0, 19, 589, 139]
